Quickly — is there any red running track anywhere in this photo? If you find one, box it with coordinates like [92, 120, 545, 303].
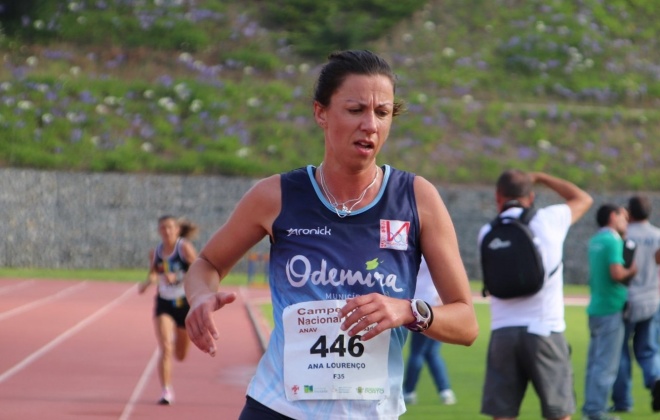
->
[0, 278, 272, 420]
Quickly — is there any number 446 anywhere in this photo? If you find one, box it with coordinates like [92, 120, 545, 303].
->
[310, 334, 364, 358]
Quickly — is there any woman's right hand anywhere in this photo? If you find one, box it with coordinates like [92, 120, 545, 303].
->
[185, 291, 237, 357]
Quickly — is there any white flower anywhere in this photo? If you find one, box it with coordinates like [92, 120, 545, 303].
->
[247, 97, 261, 107]
[442, 47, 455, 58]
[95, 104, 109, 115]
[402, 33, 413, 43]
[423, 21, 435, 31]
[174, 83, 190, 100]
[189, 99, 203, 113]
[68, 2, 82, 12]
[77, 16, 87, 25]
[41, 113, 54, 124]
[417, 93, 428, 103]
[0, 82, 11, 91]
[299, 63, 310, 74]
[34, 20, 45, 30]
[70, 66, 81, 76]
[538, 139, 551, 150]
[236, 147, 250, 158]
[17, 100, 33, 110]
[244, 66, 254, 75]
[462, 94, 473, 103]
[66, 111, 79, 122]
[178, 52, 193, 63]
[158, 97, 177, 112]
[594, 163, 606, 174]
[90, 136, 100, 146]
[535, 21, 546, 32]
[26, 56, 38, 67]
[525, 119, 536, 128]
[104, 96, 118, 106]
[158, 96, 173, 107]
[143, 89, 155, 99]
[141, 142, 153, 152]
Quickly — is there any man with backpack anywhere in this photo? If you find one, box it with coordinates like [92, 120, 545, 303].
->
[478, 169, 593, 420]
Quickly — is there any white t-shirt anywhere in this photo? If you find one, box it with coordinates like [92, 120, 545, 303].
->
[477, 204, 572, 335]
[414, 258, 441, 305]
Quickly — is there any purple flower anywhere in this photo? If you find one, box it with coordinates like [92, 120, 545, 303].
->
[517, 146, 535, 160]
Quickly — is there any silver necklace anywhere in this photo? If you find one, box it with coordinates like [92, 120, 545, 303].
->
[318, 163, 379, 218]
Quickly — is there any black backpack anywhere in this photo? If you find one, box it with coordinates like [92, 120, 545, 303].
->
[480, 207, 559, 299]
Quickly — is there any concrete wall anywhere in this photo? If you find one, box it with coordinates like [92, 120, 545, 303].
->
[3, 168, 660, 285]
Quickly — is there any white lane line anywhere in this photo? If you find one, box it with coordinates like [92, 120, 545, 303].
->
[0, 280, 35, 296]
[0, 283, 138, 384]
[118, 347, 159, 420]
[240, 287, 270, 353]
[0, 282, 88, 322]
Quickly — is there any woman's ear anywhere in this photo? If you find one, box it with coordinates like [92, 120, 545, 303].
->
[313, 101, 327, 128]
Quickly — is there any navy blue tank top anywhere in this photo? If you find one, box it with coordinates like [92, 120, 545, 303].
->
[247, 165, 422, 418]
[269, 164, 422, 310]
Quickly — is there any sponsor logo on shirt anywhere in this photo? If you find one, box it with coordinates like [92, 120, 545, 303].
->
[285, 254, 403, 293]
[379, 219, 410, 251]
[287, 226, 332, 236]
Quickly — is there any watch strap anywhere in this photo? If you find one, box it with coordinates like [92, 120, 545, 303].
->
[404, 299, 434, 332]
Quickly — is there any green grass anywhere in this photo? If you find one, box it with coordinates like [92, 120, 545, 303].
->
[0, 267, 255, 286]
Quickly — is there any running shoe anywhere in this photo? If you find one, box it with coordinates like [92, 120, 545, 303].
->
[158, 388, 174, 405]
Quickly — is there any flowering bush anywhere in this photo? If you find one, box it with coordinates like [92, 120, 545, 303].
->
[0, 0, 659, 190]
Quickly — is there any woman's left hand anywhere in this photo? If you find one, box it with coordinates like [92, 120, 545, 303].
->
[339, 294, 413, 341]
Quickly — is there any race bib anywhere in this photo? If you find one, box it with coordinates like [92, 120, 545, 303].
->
[283, 299, 390, 401]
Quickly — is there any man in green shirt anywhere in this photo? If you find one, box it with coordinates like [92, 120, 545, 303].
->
[583, 204, 638, 420]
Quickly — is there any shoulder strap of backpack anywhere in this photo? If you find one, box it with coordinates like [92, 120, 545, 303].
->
[518, 206, 537, 225]
[520, 207, 563, 279]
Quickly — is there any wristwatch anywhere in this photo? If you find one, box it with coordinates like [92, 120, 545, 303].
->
[404, 299, 434, 332]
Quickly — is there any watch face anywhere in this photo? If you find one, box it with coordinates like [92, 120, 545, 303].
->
[414, 300, 430, 318]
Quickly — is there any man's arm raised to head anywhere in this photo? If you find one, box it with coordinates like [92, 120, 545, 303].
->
[530, 172, 593, 224]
